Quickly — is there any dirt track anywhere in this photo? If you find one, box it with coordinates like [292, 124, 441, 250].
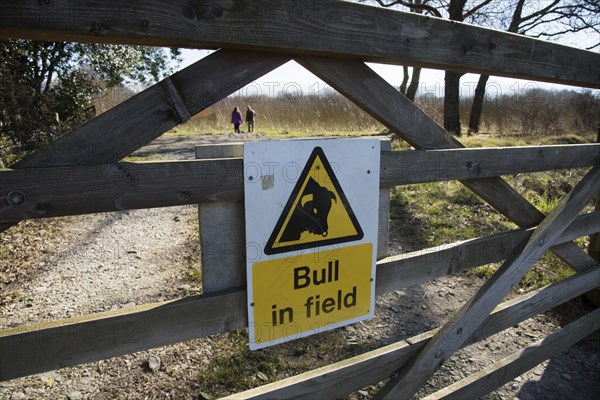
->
[1, 134, 598, 399]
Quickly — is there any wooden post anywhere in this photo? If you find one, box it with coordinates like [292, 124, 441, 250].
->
[196, 143, 246, 293]
[589, 127, 600, 262]
[378, 139, 391, 260]
[586, 128, 600, 305]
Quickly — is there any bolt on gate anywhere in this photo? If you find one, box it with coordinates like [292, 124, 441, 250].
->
[1, 1, 599, 399]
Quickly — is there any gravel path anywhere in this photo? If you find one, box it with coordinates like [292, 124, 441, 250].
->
[1, 134, 598, 399]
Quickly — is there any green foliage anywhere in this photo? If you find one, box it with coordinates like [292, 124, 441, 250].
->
[0, 39, 180, 165]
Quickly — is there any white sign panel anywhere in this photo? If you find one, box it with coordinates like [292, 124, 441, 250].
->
[244, 139, 380, 350]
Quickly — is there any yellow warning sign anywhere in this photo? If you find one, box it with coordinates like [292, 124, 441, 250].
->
[251, 243, 373, 346]
[264, 147, 363, 255]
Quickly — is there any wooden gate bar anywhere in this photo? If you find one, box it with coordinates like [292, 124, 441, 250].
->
[297, 56, 598, 273]
[2, 144, 598, 224]
[376, 165, 600, 399]
[223, 265, 600, 400]
[1, 218, 596, 381]
[422, 308, 600, 400]
[0, 1, 598, 88]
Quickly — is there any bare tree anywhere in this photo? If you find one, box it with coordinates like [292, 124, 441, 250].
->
[440, 0, 498, 136]
[364, 0, 497, 135]
[467, 0, 600, 134]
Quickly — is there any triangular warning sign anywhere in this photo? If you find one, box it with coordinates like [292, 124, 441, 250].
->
[264, 147, 363, 255]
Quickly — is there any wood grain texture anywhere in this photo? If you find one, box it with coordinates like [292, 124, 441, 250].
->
[0, 159, 244, 223]
[222, 266, 600, 400]
[0, 1, 598, 87]
[377, 165, 600, 399]
[298, 56, 598, 274]
[3, 144, 597, 223]
[378, 139, 392, 260]
[0, 289, 248, 381]
[196, 144, 246, 293]
[1, 215, 597, 382]
[195, 143, 244, 159]
[380, 144, 600, 186]
[423, 309, 600, 400]
[198, 202, 246, 292]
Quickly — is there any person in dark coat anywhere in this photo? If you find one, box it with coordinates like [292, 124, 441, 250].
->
[246, 106, 256, 133]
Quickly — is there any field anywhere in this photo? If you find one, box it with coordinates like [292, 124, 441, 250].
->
[161, 88, 599, 138]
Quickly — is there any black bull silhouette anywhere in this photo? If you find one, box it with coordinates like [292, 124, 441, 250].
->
[280, 177, 337, 242]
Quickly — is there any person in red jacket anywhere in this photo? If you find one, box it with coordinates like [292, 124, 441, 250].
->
[231, 107, 243, 133]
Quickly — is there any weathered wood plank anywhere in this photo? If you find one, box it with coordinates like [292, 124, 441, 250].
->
[222, 266, 600, 400]
[198, 202, 246, 292]
[298, 56, 598, 275]
[377, 165, 600, 399]
[1, 216, 597, 381]
[195, 144, 246, 293]
[422, 309, 600, 400]
[378, 139, 392, 260]
[0, 1, 598, 88]
[195, 143, 244, 159]
[380, 144, 600, 186]
[3, 144, 598, 223]
[0, 159, 244, 223]
[0, 289, 248, 381]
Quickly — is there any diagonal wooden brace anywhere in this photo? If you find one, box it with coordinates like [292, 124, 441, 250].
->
[296, 56, 598, 273]
[1, 49, 289, 232]
[376, 164, 600, 399]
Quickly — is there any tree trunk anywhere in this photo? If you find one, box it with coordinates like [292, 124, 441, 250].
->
[444, 71, 462, 136]
[400, 66, 409, 95]
[406, 67, 421, 102]
[468, 74, 489, 135]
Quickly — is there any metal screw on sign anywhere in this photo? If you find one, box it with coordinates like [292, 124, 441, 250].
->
[7, 190, 26, 207]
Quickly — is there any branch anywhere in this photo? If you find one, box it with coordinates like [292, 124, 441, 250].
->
[520, 0, 561, 23]
[374, 0, 443, 17]
[464, 0, 495, 20]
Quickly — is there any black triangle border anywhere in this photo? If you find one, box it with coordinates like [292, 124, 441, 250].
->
[264, 146, 364, 255]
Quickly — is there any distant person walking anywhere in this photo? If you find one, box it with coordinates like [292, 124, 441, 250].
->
[231, 106, 243, 133]
[246, 106, 256, 133]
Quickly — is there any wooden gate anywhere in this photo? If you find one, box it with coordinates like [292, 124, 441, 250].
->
[1, 1, 599, 398]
